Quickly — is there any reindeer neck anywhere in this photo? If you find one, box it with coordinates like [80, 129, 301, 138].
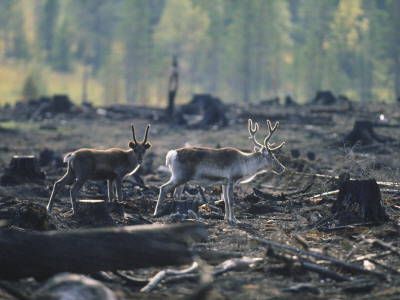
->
[241, 151, 267, 174]
[127, 149, 138, 167]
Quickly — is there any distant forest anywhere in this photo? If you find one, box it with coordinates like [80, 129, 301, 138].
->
[1, 0, 399, 105]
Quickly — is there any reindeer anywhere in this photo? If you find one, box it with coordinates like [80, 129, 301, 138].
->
[47, 124, 151, 215]
[154, 119, 285, 224]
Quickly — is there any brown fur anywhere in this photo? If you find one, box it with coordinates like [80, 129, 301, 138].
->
[47, 124, 151, 215]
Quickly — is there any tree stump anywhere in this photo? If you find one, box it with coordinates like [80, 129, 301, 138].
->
[154, 200, 199, 218]
[332, 178, 389, 225]
[312, 91, 337, 105]
[78, 200, 109, 217]
[343, 120, 394, 147]
[0, 156, 45, 186]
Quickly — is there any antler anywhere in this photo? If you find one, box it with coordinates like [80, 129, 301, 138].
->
[264, 120, 285, 152]
[131, 124, 139, 144]
[248, 119, 263, 148]
[142, 124, 150, 144]
[131, 124, 151, 144]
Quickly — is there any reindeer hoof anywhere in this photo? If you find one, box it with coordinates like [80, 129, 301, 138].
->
[226, 217, 240, 224]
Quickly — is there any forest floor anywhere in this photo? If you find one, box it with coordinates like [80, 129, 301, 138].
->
[1, 98, 400, 299]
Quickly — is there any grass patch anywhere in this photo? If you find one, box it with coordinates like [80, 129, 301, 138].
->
[0, 121, 38, 131]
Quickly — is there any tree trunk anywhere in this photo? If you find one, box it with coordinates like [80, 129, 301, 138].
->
[343, 120, 395, 147]
[332, 178, 389, 225]
[167, 56, 179, 117]
[0, 156, 45, 186]
[0, 223, 208, 280]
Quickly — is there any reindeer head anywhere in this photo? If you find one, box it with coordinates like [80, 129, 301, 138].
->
[128, 124, 151, 164]
[248, 119, 285, 174]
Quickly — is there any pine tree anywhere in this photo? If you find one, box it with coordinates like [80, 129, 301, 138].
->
[51, 20, 72, 72]
[7, 1, 29, 60]
[36, 0, 59, 60]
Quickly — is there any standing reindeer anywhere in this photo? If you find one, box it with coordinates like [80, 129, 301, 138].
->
[47, 124, 151, 215]
[154, 119, 285, 224]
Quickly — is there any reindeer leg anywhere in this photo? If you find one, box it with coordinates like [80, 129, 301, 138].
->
[115, 178, 123, 202]
[173, 185, 185, 200]
[70, 178, 86, 215]
[226, 182, 239, 224]
[222, 185, 229, 220]
[47, 167, 75, 213]
[107, 180, 114, 202]
[154, 177, 183, 215]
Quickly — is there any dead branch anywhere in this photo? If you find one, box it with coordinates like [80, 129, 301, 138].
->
[0, 279, 30, 300]
[141, 257, 262, 293]
[301, 262, 351, 282]
[347, 237, 400, 260]
[141, 262, 199, 292]
[267, 247, 351, 282]
[310, 190, 339, 200]
[254, 237, 388, 280]
[366, 258, 400, 275]
[318, 222, 376, 233]
[351, 251, 392, 262]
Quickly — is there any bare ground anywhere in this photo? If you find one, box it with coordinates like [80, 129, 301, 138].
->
[1, 100, 400, 299]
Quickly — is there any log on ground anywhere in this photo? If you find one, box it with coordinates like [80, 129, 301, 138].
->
[0, 223, 208, 280]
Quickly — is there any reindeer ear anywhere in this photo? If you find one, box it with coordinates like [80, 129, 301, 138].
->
[144, 142, 152, 149]
[254, 146, 261, 152]
[129, 141, 136, 149]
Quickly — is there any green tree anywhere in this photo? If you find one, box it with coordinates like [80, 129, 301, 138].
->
[383, 0, 400, 99]
[68, 0, 116, 75]
[0, 0, 14, 59]
[36, 0, 59, 60]
[51, 20, 72, 72]
[22, 73, 39, 101]
[329, 0, 368, 99]
[1, 1, 30, 60]
[153, 0, 210, 99]
[294, 0, 337, 102]
[122, 0, 153, 103]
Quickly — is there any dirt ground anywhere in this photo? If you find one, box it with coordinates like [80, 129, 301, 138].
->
[1, 99, 400, 299]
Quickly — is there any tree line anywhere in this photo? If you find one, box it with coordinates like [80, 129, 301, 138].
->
[0, 0, 399, 105]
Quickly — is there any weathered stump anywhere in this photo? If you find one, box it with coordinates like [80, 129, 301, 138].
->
[77, 200, 124, 224]
[78, 200, 109, 217]
[312, 91, 337, 105]
[0, 156, 45, 186]
[174, 94, 228, 128]
[343, 120, 395, 147]
[285, 95, 298, 106]
[332, 178, 389, 225]
[154, 200, 199, 218]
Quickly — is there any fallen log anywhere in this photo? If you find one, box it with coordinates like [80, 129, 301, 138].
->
[0, 223, 207, 280]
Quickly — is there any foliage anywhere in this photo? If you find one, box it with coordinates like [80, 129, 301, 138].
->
[22, 73, 39, 101]
[0, 0, 399, 105]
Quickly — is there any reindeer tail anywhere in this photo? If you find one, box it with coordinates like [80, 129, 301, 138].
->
[63, 153, 74, 163]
